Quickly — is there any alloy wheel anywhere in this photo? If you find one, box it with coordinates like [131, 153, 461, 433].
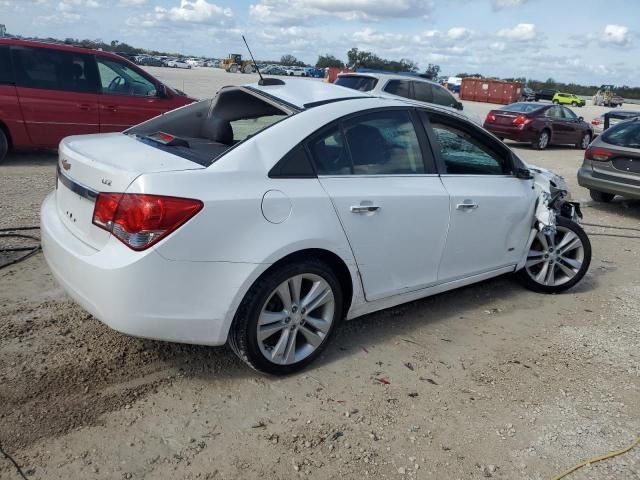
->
[257, 274, 335, 365]
[539, 131, 549, 149]
[525, 226, 585, 287]
[581, 133, 590, 149]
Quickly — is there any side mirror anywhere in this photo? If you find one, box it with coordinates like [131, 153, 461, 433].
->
[578, 116, 584, 122]
[455, 101, 463, 111]
[157, 84, 170, 99]
[515, 167, 534, 180]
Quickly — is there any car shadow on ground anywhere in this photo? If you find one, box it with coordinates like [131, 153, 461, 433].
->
[582, 198, 640, 220]
[3, 150, 58, 166]
[151, 272, 598, 381]
[504, 141, 583, 151]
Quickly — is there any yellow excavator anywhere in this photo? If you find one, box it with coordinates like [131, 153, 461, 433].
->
[222, 53, 255, 74]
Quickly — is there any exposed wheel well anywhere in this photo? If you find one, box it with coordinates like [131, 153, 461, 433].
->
[262, 249, 354, 316]
[0, 121, 13, 149]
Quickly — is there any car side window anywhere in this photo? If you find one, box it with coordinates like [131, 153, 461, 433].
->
[412, 81, 433, 103]
[308, 125, 351, 175]
[562, 107, 577, 120]
[343, 110, 425, 175]
[546, 106, 563, 119]
[383, 80, 411, 99]
[96, 57, 157, 97]
[0, 45, 13, 85]
[432, 85, 457, 108]
[430, 120, 508, 175]
[11, 46, 97, 93]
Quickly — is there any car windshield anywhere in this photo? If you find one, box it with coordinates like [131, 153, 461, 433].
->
[500, 103, 543, 113]
[335, 75, 378, 92]
[602, 120, 640, 148]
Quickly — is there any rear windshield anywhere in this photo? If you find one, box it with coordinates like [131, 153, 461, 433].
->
[335, 75, 378, 92]
[602, 121, 640, 148]
[500, 103, 542, 113]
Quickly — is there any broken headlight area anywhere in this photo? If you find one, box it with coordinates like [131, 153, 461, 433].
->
[529, 165, 582, 234]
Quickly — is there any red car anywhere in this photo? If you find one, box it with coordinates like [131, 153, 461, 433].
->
[0, 39, 196, 163]
[483, 102, 593, 150]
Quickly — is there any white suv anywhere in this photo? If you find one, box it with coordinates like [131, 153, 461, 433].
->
[336, 72, 463, 111]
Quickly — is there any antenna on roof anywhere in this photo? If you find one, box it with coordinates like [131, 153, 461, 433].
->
[242, 35, 284, 86]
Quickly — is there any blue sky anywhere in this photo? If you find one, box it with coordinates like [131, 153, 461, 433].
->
[1, 0, 638, 85]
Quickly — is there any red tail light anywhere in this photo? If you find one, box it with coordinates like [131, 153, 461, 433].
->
[585, 147, 612, 162]
[591, 119, 602, 126]
[485, 113, 496, 122]
[512, 115, 531, 126]
[92, 193, 203, 251]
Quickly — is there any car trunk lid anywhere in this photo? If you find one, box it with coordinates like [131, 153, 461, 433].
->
[55, 133, 203, 251]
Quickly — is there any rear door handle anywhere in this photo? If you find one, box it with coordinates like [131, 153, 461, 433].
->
[78, 104, 91, 111]
[350, 205, 380, 213]
[104, 105, 117, 112]
[456, 200, 478, 210]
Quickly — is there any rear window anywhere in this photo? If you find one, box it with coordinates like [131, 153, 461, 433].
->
[0, 45, 12, 85]
[602, 121, 640, 148]
[11, 46, 97, 93]
[500, 103, 542, 113]
[334, 75, 378, 92]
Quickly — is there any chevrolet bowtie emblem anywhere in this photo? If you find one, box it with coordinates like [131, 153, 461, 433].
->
[61, 159, 71, 171]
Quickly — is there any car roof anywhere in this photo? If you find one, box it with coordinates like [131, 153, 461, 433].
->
[338, 71, 438, 86]
[248, 78, 371, 109]
[0, 38, 129, 62]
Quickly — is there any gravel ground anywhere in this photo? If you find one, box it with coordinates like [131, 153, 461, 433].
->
[1, 67, 639, 480]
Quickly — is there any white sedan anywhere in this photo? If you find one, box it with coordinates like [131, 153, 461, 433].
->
[41, 79, 591, 375]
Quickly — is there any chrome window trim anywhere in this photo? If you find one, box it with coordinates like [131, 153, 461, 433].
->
[57, 164, 99, 201]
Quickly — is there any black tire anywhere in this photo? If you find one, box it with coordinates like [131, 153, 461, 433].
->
[589, 190, 615, 203]
[228, 258, 344, 375]
[0, 129, 7, 164]
[532, 129, 550, 150]
[571, 101, 577, 106]
[576, 131, 591, 150]
[517, 217, 591, 294]
[553, 100, 559, 104]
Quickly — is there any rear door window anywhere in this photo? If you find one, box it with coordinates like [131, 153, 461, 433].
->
[334, 75, 378, 92]
[383, 80, 411, 99]
[412, 81, 433, 103]
[0, 45, 13, 85]
[308, 125, 351, 175]
[11, 46, 97, 93]
[602, 122, 640, 148]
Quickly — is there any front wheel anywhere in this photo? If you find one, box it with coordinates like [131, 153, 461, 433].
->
[517, 217, 591, 294]
[0, 129, 7, 164]
[229, 259, 343, 375]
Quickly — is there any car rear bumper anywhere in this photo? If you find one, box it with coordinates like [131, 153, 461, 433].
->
[41, 192, 259, 346]
[484, 124, 537, 142]
[577, 164, 640, 199]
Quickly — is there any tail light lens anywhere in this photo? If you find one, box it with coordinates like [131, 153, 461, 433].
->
[512, 115, 532, 127]
[585, 147, 612, 162]
[485, 113, 496, 122]
[591, 119, 602, 126]
[92, 193, 203, 251]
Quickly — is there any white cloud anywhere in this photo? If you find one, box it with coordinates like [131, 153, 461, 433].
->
[127, 0, 233, 28]
[497, 23, 536, 41]
[603, 24, 629, 46]
[490, 41, 506, 51]
[492, 0, 528, 9]
[447, 27, 473, 40]
[57, 0, 99, 11]
[352, 27, 405, 45]
[118, 0, 146, 5]
[249, 0, 434, 26]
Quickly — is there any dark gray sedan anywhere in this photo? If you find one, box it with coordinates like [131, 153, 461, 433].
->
[578, 117, 640, 202]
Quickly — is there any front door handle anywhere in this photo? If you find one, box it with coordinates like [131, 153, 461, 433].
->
[78, 103, 91, 111]
[350, 205, 380, 213]
[104, 105, 117, 112]
[456, 200, 478, 210]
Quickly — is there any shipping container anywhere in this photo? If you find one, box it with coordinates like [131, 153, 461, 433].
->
[460, 78, 522, 105]
[327, 67, 354, 83]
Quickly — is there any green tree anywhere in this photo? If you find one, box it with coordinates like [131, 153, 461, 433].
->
[280, 54, 305, 67]
[424, 63, 440, 80]
[315, 54, 344, 69]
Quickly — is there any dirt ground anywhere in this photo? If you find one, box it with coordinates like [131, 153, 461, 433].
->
[1, 67, 639, 480]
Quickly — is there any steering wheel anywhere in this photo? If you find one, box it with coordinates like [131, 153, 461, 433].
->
[107, 76, 126, 91]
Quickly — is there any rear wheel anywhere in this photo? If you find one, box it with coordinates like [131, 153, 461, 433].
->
[571, 101, 578, 106]
[577, 131, 591, 149]
[517, 217, 591, 294]
[0, 129, 7, 164]
[589, 190, 615, 202]
[553, 99, 559, 104]
[533, 129, 550, 150]
[229, 259, 343, 375]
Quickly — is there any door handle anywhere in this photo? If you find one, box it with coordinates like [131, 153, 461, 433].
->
[104, 105, 117, 112]
[78, 104, 91, 111]
[350, 205, 380, 213]
[456, 200, 478, 210]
